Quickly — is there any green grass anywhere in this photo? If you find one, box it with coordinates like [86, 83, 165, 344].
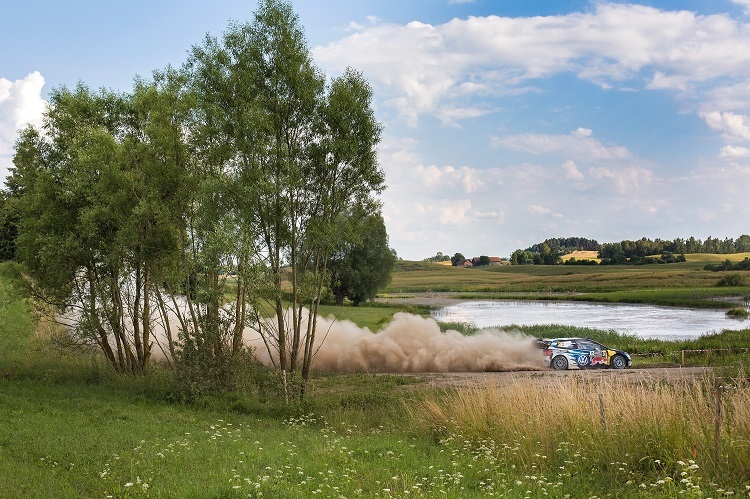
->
[316, 302, 433, 332]
[387, 256, 750, 306]
[3, 261, 750, 497]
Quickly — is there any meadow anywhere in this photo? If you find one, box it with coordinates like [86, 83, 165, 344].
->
[2, 261, 750, 497]
[386, 253, 750, 308]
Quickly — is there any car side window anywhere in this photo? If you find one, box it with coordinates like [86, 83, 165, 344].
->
[578, 341, 595, 351]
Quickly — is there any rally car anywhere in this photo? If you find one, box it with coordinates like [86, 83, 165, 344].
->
[537, 337, 632, 370]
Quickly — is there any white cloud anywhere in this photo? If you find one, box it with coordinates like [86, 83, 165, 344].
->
[0, 72, 46, 180]
[719, 145, 750, 158]
[416, 164, 484, 194]
[730, 0, 750, 14]
[313, 4, 750, 126]
[699, 110, 750, 142]
[491, 128, 632, 161]
[588, 165, 656, 194]
[527, 205, 563, 218]
[562, 160, 585, 181]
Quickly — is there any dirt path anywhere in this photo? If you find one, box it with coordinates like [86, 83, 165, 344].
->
[401, 366, 713, 389]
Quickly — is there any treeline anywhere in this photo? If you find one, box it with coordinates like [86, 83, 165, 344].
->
[510, 235, 750, 266]
[510, 237, 599, 265]
[527, 237, 600, 254]
[599, 235, 750, 261]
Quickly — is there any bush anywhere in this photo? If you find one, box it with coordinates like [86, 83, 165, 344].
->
[716, 273, 747, 287]
[726, 307, 749, 318]
[171, 339, 274, 403]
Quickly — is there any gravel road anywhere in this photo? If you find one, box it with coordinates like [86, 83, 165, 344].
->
[401, 366, 714, 389]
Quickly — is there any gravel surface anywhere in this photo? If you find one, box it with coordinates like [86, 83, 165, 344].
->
[400, 366, 714, 389]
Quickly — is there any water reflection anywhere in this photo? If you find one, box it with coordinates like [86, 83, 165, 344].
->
[431, 301, 748, 340]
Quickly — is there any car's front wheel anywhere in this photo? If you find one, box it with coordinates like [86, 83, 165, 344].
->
[551, 355, 569, 371]
[611, 354, 627, 369]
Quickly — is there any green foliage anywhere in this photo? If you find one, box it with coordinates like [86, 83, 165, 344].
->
[726, 307, 749, 318]
[450, 252, 465, 266]
[186, 0, 385, 394]
[0, 193, 18, 261]
[423, 251, 451, 263]
[705, 258, 750, 271]
[171, 342, 275, 403]
[329, 210, 396, 305]
[717, 273, 747, 287]
[10, 0, 387, 399]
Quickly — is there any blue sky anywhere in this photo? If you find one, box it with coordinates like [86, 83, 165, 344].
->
[2, 1, 750, 260]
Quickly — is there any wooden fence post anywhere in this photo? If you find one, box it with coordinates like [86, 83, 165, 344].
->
[714, 377, 722, 466]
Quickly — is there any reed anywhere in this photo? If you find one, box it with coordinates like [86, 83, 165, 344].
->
[410, 374, 750, 485]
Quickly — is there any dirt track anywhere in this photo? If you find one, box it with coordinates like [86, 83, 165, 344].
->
[403, 366, 714, 389]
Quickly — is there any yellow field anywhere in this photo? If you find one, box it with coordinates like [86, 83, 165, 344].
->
[560, 250, 600, 262]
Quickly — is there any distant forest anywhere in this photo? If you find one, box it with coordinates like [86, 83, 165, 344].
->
[510, 235, 750, 265]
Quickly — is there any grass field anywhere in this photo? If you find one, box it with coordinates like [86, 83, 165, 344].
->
[387, 253, 750, 308]
[2, 261, 750, 497]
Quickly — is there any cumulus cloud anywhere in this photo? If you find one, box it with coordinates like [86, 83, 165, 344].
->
[313, 4, 750, 259]
[588, 165, 656, 194]
[730, 0, 750, 14]
[0, 72, 46, 180]
[699, 110, 750, 142]
[491, 128, 632, 161]
[416, 164, 484, 194]
[719, 145, 750, 158]
[313, 4, 750, 126]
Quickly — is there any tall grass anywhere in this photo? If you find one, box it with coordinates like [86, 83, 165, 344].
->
[409, 374, 750, 491]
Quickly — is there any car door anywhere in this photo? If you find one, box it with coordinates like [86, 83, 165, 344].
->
[576, 340, 606, 368]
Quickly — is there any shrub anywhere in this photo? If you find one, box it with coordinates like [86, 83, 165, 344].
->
[171, 339, 274, 403]
[726, 307, 749, 318]
[716, 273, 747, 287]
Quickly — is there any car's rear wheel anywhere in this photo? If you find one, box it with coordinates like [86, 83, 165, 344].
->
[551, 355, 569, 371]
[611, 354, 627, 369]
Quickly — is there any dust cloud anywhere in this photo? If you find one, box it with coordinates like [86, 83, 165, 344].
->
[247, 312, 547, 373]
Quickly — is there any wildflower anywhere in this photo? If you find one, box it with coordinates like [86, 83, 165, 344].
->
[124, 482, 133, 488]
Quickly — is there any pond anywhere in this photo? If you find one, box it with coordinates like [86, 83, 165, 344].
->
[430, 300, 749, 340]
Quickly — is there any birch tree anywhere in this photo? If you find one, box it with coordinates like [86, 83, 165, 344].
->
[187, 0, 383, 398]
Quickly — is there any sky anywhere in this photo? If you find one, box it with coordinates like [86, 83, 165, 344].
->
[2, 1, 750, 261]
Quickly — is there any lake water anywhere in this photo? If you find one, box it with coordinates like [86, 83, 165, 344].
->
[431, 300, 749, 340]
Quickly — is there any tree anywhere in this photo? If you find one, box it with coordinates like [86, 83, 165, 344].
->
[451, 253, 465, 266]
[11, 80, 195, 374]
[0, 191, 19, 261]
[329, 211, 396, 306]
[736, 235, 750, 253]
[187, 0, 384, 397]
[13, 86, 142, 372]
[477, 255, 491, 266]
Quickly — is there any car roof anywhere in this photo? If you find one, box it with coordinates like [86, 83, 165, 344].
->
[541, 337, 592, 342]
